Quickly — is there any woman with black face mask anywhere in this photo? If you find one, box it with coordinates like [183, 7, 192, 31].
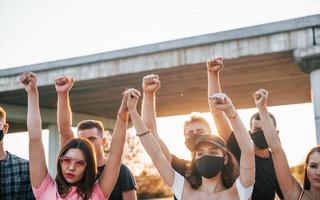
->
[128, 91, 255, 200]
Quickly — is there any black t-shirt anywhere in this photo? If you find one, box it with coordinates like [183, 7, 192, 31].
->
[227, 133, 283, 200]
[97, 163, 138, 200]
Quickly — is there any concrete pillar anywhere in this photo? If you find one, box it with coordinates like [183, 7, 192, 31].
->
[310, 69, 320, 143]
[48, 124, 60, 177]
[294, 45, 320, 144]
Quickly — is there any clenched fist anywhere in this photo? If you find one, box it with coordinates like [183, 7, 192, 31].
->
[142, 74, 160, 93]
[55, 76, 74, 94]
[207, 56, 224, 73]
[19, 72, 38, 93]
[209, 93, 237, 119]
[253, 89, 268, 108]
[126, 88, 141, 111]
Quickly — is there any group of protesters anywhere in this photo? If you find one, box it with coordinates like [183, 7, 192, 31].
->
[0, 56, 319, 200]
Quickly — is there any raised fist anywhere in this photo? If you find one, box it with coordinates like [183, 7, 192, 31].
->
[209, 93, 237, 118]
[55, 76, 74, 94]
[253, 89, 268, 108]
[207, 56, 224, 73]
[19, 72, 38, 93]
[142, 74, 160, 93]
[126, 88, 141, 111]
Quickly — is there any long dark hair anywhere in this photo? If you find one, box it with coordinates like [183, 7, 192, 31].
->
[185, 147, 239, 189]
[303, 144, 320, 190]
[55, 138, 97, 200]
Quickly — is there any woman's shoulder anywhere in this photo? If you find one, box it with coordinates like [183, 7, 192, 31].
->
[32, 173, 58, 199]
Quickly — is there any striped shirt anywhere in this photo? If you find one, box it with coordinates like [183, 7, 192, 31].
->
[0, 151, 35, 200]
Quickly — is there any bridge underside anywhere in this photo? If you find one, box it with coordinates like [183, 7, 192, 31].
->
[1, 51, 310, 130]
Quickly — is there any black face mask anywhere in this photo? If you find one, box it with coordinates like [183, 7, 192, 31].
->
[250, 129, 268, 149]
[195, 155, 224, 179]
[0, 129, 4, 142]
[185, 134, 200, 151]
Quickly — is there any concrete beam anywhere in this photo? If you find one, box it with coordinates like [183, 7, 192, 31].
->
[0, 15, 319, 92]
[1, 14, 319, 76]
[1, 103, 116, 132]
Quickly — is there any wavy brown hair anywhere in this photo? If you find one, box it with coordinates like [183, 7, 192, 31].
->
[303, 144, 320, 190]
[55, 138, 97, 200]
[185, 146, 239, 189]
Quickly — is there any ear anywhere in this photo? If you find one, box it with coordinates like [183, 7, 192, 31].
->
[3, 123, 9, 134]
[101, 137, 107, 145]
[224, 154, 228, 165]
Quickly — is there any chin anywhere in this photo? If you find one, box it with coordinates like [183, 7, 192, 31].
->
[311, 181, 320, 189]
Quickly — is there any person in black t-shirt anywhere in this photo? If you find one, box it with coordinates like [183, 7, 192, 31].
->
[207, 56, 283, 200]
[253, 88, 320, 200]
[55, 76, 138, 200]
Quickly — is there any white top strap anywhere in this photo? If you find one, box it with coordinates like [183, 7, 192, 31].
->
[171, 171, 185, 200]
[236, 178, 254, 200]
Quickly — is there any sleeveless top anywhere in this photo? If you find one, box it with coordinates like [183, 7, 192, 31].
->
[171, 171, 254, 200]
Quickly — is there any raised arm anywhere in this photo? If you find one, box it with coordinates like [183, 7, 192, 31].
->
[55, 76, 75, 147]
[254, 89, 300, 199]
[141, 74, 172, 162]
[129, 90, 175, 186]
[210, 93, 255, 187]
[19, 72, 47, 188]
[207, 57, 232, 141]
[98, 89, 131, 198]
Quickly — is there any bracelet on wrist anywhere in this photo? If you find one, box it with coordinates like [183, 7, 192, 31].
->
[136, 130, 150, 137]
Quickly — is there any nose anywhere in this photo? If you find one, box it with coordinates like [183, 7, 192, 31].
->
[67, 162, 76, 171]
[316, 167, 320, 176]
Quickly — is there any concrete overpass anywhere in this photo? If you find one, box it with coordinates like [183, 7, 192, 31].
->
[1, 14, 320, 175]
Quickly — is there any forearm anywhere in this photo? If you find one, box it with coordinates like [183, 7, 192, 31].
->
[57, 93, 73, 131]
[27, 91, 42, 142]
[108, 114, 128, 160]
[130, 110, 162, 157]
[258, 106, 282, 152]
[57, 92, 74, 145]
[208, 72, 232, 139]
[141, 92, 157, 134]
[208, 71, 222, 95]
[141, 93, 172, 162]
[130, 110, 174, 186]
[229, 116, 254, 157]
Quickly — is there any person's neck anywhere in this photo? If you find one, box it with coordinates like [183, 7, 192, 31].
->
[0, 143, 7, 160]
[199, 174, 225, 193]
[309, 185, 320, 200]
[254, 147, 270, 158]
